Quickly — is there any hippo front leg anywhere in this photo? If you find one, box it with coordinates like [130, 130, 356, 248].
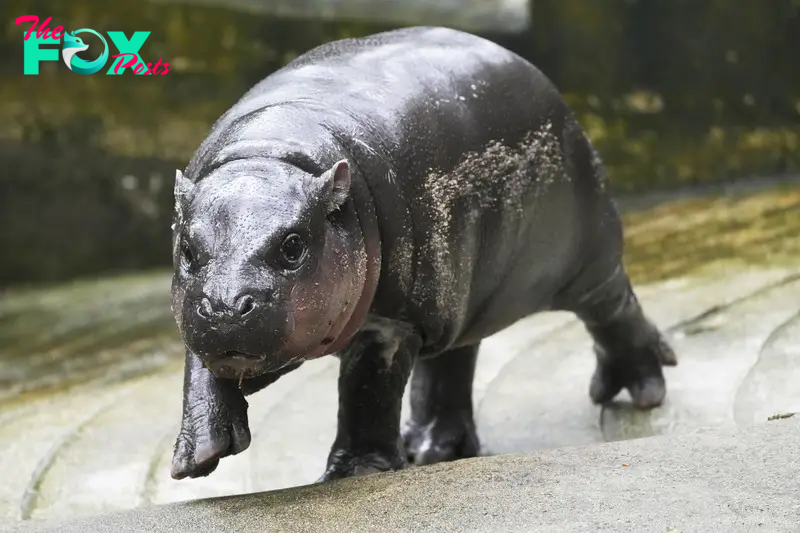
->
[171, 350, 251, 479]
[320, 321, 420, 481]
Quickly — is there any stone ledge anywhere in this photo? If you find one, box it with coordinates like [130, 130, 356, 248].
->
[9, 417, 798, 533]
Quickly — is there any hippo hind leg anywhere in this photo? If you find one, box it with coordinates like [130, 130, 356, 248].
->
[402, 344, 480, 465]
[566, 265, 677, 409]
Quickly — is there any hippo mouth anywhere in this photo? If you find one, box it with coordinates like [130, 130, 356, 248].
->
[204, 350, 309, 381]
[205, 351, 267, 380]
[221, 350, 261, 360]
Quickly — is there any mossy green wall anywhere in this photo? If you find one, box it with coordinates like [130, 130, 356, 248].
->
[1, 0, 798, 284]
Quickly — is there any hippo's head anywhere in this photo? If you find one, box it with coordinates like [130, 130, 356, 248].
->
[170, 159, 369, 380]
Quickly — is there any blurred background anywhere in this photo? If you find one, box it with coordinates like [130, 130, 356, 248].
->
[1, 0, 798, 287]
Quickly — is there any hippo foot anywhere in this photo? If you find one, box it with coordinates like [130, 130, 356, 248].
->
[402, 412, 480, 466]
[589, 334, 677, 409]
[318, 448, 407, 482]
[171, 386, 251, 480]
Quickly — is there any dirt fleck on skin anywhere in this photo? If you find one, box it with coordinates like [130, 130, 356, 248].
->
[390, 231, 415, 296]
[414, 121, 566, 315]
[590, 146, 607, 193]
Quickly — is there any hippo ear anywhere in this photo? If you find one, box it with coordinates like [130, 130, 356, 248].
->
[317, 159, 351, 213]
[174, 169, 194, 201]
[173, 169, 194, 227]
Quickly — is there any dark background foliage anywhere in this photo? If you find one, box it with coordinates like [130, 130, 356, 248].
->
[0, 0, 798, 285]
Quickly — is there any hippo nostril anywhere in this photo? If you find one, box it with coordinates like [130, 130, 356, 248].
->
[236, 295, 255, 317]
[197, 298, 213, 320]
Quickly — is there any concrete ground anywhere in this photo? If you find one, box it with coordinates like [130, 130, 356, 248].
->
[1, 181, 799, 531]
[8, 417, 799, 533]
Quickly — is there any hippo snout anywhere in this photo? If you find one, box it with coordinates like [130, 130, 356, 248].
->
[196, 293, 258, 322]
[180, 284, 292, 378]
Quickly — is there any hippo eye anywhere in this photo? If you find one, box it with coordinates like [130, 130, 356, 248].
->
[280, 233, 307, 268]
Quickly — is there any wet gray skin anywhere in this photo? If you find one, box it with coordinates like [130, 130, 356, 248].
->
[167, 26, 676, 483]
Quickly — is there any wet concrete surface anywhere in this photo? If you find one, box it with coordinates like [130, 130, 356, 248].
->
[8, 417, 799, 533]
[1, 182, 799, 527]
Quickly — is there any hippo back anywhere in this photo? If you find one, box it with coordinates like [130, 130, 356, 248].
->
[185, 26, 607, 353]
